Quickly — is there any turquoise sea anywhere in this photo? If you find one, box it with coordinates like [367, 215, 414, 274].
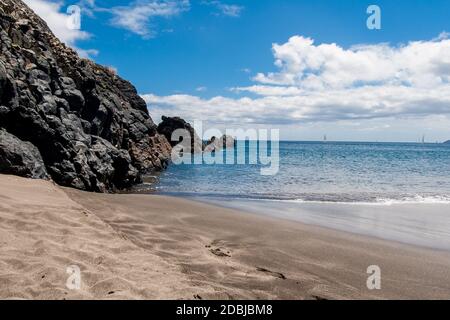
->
[151, 141, 450, 204]
[135, 141, 450, 249]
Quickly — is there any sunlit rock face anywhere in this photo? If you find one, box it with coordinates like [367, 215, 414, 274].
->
[0, 0, 172, 192]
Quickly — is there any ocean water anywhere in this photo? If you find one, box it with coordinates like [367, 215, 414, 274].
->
[134, 141, 450, 249]
[145, 141, 450, 204]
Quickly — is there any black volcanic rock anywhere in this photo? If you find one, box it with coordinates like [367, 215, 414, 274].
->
[157, 116, 203, 153]
[0, 0, 172, 191]
[204, 135, 236, 153]
[0, 129, 48, 179]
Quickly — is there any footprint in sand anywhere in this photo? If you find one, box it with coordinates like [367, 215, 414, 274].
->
[210, 248, 231, 257]
[206, 241, 231, 257]
[256, 267, 286, 280]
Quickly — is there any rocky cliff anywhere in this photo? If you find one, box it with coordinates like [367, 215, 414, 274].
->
[0, 0, 172, 192]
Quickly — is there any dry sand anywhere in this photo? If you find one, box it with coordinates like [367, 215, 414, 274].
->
[1, 174, 450, 299]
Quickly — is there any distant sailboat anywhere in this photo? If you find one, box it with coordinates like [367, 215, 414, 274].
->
[323, 134, 327, 142]
[422, 135, 425, 144]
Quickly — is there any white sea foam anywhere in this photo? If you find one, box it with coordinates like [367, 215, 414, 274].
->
[375, 195, 450, 205]
[264, 195, 450, 206]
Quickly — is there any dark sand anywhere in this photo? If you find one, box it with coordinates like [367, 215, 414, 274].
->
[1, 174, 450, 299]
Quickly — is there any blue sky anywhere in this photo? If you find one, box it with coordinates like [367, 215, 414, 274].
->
[81, 0, 450, 97]
[24, 0, 450, 141]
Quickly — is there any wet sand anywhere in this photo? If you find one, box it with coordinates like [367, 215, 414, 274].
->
[196, 197, 450, 251]
[1, 174, 450, 299]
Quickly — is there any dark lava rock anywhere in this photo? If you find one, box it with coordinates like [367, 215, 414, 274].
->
[157, 116, 203, 153]
[204, 135, 236, 153]
[0, 0, 172, 191]
[0, 129, 48, 179]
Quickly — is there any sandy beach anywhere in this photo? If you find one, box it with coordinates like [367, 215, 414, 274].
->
[1, 174, 450, 300]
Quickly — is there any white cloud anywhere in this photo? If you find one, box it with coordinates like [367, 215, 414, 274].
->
[144, 84, 450, 125]
[216, 3, 243, 17]
[24, 0, 89, 46]
[143, 35, 450, 137]
[252, 35, 450, 90]
[231, 85, 303, 96]
[77, 0, 96, 17]
[23, 0, 96, 57]
[433, 31, 450, 41]
[196, 86, 207, 92]
[108, 0, 189, 38]
[24, 0, 188, 53]
[203, 1, 243, 17]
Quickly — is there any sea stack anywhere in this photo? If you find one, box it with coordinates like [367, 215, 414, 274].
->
[157, 116, 204, 153]
[204, 135, 236, 153]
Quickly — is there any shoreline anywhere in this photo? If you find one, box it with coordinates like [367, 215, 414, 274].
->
[185, 195, 450, 252]
[1, 174, 450, 299]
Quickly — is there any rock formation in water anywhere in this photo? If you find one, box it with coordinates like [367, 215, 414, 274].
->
[156, 116, 237, 155]
[156, 116, 203, 153]
[204, 135, 236, 153]
[444, 140, 450, 144]
[0, 0, 172, 192]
